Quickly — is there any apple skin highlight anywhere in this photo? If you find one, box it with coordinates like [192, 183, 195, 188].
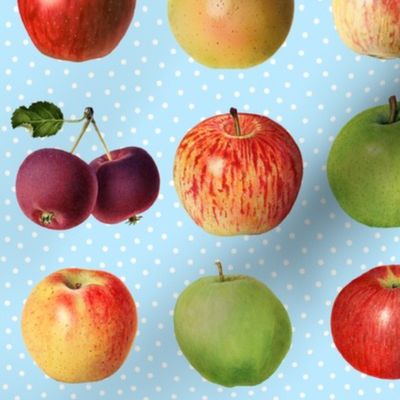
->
[331, 265, 400, 379]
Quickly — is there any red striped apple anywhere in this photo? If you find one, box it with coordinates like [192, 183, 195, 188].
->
[21, 268, 137, 383]
[173, 108, 303, 236]
[333, 0, 400, 58]
[331, 265, 400, 378]
[18, 0, 136, 61]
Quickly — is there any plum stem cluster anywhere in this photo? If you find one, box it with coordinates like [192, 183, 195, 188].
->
[70, 107, 113, 161]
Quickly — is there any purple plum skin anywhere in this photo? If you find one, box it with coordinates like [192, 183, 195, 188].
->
[90, 147, 160, 224]
[16, 148, 98, 230]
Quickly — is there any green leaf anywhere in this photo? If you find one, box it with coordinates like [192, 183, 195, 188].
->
[11, 101, 64, 138]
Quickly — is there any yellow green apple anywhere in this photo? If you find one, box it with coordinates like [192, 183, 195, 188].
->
[21, 268, 137, 383]
[168, 0, 294, 68]
[174, 262, 292, 387]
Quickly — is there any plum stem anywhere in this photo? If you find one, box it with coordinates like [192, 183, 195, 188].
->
[90, 118, 112, 161]
[215, 260, 225, 282]
[389, 96, 398, 124]
[36, 115, 86, 124]
[70, 108, 93, 154]
[70, 108, 112, 161]
[63, 115, 87, 124]
[230, 108, 242, 137]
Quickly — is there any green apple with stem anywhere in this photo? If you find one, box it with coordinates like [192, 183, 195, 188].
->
[173, 261, 292, 387]
[327, 96, 400, 227]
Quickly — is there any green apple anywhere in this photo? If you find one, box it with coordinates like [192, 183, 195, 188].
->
[327, 96, 400, 227]
[168, 0, 294, 68]
[173, 262, 292, 387]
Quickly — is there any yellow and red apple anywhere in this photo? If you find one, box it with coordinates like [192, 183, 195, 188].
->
[168, 0, 294, 68]
[333, 0, 400, 58]
[21, 268, 137, 383]
[173, 108, 303, 236]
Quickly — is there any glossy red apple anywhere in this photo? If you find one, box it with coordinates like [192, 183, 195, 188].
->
[16, 148, 98, 230]
[18, 0, 136, 61]
[22, 268, 137, 382]
[90, 147, 160, 224]
[331, 265, 400, 378]
[173, 108, 303, 236]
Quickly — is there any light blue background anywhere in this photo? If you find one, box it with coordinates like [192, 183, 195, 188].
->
[1, 1, 400, 399]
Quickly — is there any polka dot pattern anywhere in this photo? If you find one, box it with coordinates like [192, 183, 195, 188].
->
[1, 1, 400, 399]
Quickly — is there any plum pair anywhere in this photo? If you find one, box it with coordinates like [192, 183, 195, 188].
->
[16, 146, 160, 230]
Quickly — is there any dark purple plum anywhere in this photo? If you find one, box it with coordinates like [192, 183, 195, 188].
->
[90, 147, 160, 224]
[16, 148, 98, 230]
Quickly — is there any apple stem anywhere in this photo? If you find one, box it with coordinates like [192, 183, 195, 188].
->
[389, 96, 398, 124]
[215, 260, 225, 282]
[74, 283, 82, 289]
[230, 108, 242, 137]
[70, 107, 93, 155]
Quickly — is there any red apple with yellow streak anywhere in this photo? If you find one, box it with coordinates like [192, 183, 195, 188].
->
[21, 268, 137, 383]
[173, 108, 303, 236]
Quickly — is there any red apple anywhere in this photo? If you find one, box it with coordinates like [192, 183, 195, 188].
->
[173, 108, 303, 236]
[90, 147, 160, 224]
[333, 0, 400, 58]
[18, 0, 136, 61]
[331, 265, 400, 379]
[21, 268, 137, 383]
